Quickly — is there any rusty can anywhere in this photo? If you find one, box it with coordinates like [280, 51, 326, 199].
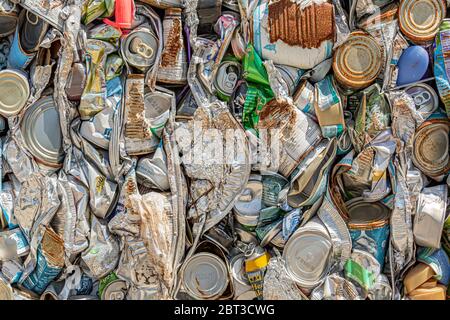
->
[399, 0, 446, 45]
[157, 8, 187, 84]
[412, 119, 450, 180]
[333, 31, 383, 90]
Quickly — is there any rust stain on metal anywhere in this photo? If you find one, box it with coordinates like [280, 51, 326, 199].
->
[257, 99, 295, 130]
[125, 80, 150, 139]
[268, 0, 335, 48]
[161, 18, 182, 68]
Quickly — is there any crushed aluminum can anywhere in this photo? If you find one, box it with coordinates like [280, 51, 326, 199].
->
[157, 8, 188, 84]
[0, 228, 30, 260]
[244, 244, 270, 300]
[261, 171, 288, 207]
[230, 253, 253, 298]
[344, 249, 381, 293]
[98, 272, 128, 300]
[405, 83, 440, 119]
[214, 58, 242, 102]
[121, 26, 159, 72]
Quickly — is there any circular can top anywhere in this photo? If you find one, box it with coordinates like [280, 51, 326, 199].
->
[21, 96, 64, 166]
[101, 279, 128, 300]
[234, 175, 263, 218]
[214, 60, 242, 97]
[0, 279, 13, 300]
[399, 0, 446, 44]
[182, 252, 229, 300]
[346, 198, 391, 226]
[333, 31, 383, 90]
[413, 121, 450, 177]
[283, 218, 332, 289]
[0, 69, 30, 117]
[122, 30, 158, 70]
[144, 91, 171, 120]
[405, 83, 439, 116]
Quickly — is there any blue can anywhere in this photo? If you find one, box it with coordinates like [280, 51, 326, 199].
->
[417, 247, 450, 286]
[7, 26, 35, 69]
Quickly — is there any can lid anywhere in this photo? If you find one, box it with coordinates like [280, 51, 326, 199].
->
[234, 177, 263, 217]
[413, 121, 450, 176]
[101, 279, 128, 300]
[333, 31, 383, 89]
[399, 0, 446, 44]
[182, 252, 229, 299]
[283, 218, 332, 288]
[123, 30, 158, 69]
[21, 96, 64, 165]
[214, 60, 242, 97]
[0, 69, 30, 117]
[345, 198, 391, 225]
[405, 83, 439, 115]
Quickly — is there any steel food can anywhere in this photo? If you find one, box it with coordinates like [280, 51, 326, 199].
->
[261, 171, 288, 207]
[230, 253, 253, 298]
[344, 249, 381, 293]
[233, 174, 263, 231]
[333, 31, 383, 90]
[399, 0, 446, 45]
[417, 247, 450, 286]
[244, 245, 270, 300]
[157, 8, 187, 84]
[214, 58, 242, 102]
[405, 83, 439, 119]
[283, 217, 332, 290]
[181, 252, 229, 300]
[98, 273, 128, 300]
[21, 96, 64, 167]
[346, 198, 391, 268]
[121, 28, 158, 71]
[412, 119, 450, 180]
[0, 69, 29, 117]
[293, 80, 316, 117]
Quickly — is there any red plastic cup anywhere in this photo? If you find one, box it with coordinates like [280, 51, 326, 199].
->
[104, 0, 135, 30]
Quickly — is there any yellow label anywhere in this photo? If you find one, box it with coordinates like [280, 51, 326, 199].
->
[95, 175, 106, 193]
[245, 252, 270, 272]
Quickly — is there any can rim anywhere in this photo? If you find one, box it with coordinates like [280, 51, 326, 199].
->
[0, 69, 30, 117]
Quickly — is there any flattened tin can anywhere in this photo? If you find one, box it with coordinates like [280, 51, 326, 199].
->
[0, 69, 29, 117]
[21, 96, 64, 167]
[399, 0, 446, 44]
[412, 120, 450, 180]
[233, 174, 263, 231]
[157, 8, 187, 84]
[99, 273, 128, 300]
[181, 252, 229, 300]
[346, 198, 391, 268]
[121, 28, 158, 71]
[283, 217, 332, 290]
[333, 31, 383, 90]
[143, 89, 171, 138]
